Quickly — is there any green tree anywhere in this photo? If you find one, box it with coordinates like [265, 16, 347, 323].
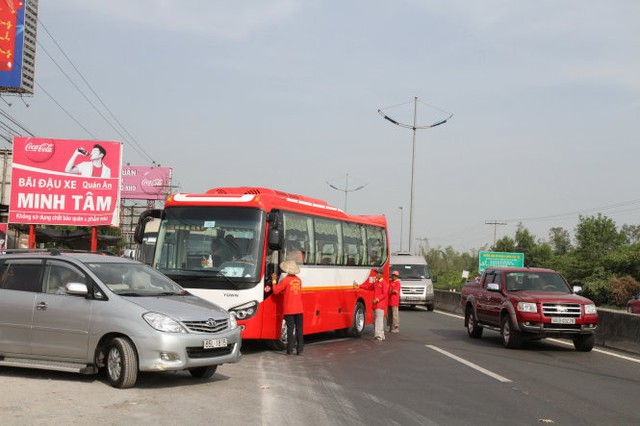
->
[621, 224, 640, 244]
[514, 224, 536, 266]
[574, 214, 626, 264]
[493, 236, 515, 252]
[548, 227, 572, 255]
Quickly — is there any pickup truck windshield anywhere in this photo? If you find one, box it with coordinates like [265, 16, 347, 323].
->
[505, 271, 569, 292]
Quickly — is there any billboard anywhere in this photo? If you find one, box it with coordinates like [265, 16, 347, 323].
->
[478, 251, 524, 274]
[121, 166, 172, 200]
[0, 0, 37, 94]
[9, 137, 123, 226]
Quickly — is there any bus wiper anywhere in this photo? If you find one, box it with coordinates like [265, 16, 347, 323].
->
[216, 271, 240, 289]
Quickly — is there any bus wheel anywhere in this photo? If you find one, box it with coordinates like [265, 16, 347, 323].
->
[266, 319, 288, 351]
[348, 302, 365, 338]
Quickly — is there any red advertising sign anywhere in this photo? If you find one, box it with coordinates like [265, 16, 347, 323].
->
[9, 137, 123, 226]
[121, 165, 172, 200]
[0, 0, 23, 72]
[0, 223, 6, 249]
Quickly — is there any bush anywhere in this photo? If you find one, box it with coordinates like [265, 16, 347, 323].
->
[581, 277, 612, 306]
[609, 275, 640, 306]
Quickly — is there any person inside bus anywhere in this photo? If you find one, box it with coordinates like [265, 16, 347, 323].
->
[388, 270, 401, 333]
[271, 260, 304, 355]
[285, 240, 304, 264]
[354, 268, 388, 341]
[211, 238, 234, 266]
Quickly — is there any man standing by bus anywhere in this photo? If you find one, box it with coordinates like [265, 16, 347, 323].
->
[271, 260, 304, 355]
[355, 268, 388, 341]
[388, 270, 401, 333]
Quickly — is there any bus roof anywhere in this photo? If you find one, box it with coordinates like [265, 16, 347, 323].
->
[164, 187, 387, 227]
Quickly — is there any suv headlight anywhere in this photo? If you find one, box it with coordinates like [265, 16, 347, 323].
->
[584, 304, 597, 315]
[517, 302, 538, 313]
[143, 312, 186, 333]
[229, 312, 238, 329]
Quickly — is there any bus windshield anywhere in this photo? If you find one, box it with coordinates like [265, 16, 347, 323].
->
[152, 206, 265, 290]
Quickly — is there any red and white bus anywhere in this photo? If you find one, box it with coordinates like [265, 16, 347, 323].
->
[134, 187, 389, 345]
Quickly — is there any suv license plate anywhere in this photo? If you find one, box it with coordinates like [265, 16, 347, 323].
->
[551, 317, 575, 324]
[203, 338, 227, 349]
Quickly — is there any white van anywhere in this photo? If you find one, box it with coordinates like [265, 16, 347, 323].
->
[390, 252, 435, 311]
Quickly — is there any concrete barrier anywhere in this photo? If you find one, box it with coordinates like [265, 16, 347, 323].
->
[435, 290, 640, 355]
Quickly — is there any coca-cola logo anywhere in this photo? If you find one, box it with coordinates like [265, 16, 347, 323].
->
[24, 140, 56, 163]
[141, 177, 164, 194]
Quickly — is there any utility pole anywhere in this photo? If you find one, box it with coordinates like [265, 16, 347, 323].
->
[485, 220, 507, 247]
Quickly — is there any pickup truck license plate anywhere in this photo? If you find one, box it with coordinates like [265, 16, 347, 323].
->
[551, 317, 575, 324]
[203, 338, 227, 349]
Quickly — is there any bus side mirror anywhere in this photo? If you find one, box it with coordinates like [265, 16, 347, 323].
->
[134, 209, 163, 244]
[267, 212, 282, 250]
[268, 228, 282, 250]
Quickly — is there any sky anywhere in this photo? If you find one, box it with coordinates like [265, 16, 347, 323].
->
[3, 1, 640, 254]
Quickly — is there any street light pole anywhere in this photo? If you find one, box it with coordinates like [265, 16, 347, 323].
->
[398, 206, 404, 251]
[378, 97, 453, 254]
[326, 173, 368, 212]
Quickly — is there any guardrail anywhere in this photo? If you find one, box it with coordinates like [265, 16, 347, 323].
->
[435, 289, 640, 355]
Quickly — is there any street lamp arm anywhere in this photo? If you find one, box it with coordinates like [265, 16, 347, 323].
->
[377, 110, 415, 129]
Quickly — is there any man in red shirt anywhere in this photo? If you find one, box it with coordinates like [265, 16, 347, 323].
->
[355, 268, 388, 341]
[388, 270, 401, 333]
[271, 260, 304, 355]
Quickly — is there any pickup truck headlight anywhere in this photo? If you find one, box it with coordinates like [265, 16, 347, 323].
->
[517, 302, 538, 313]
[584, 304, 597, 315]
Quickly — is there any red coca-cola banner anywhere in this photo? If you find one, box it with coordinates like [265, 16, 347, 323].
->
[121, 165, 172, 200]
[9, 137, 123, 226]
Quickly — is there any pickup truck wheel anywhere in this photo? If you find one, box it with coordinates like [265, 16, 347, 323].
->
[466, 308, 483, 338]
[573, 334, 595, 352]
[501, 316, 522, 349]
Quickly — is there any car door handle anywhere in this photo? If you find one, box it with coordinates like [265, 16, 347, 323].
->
[36, 302, 48, 311]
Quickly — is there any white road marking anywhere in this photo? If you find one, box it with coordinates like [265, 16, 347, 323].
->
[426, 344, 513, 383]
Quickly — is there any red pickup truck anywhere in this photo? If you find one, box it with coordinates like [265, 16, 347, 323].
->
[461, 267, 598, 351]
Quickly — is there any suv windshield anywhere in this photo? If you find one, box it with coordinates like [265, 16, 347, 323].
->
[153, 206, 265, 290]
[86, 262, 185, 296]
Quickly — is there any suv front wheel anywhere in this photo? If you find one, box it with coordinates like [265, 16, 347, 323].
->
[106, 337, 139, 389]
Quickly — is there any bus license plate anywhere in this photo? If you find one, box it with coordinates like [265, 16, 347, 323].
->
[203, 338, 227, 349]
[551, 317, 575, 324]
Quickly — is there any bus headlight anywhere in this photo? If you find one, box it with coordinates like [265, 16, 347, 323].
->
[229, 300, 259, 320]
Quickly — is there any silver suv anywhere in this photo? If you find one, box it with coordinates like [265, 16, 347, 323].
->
[0, 250, 241, 388]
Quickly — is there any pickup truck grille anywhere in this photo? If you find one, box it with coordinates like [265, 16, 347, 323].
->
[542, 303, 581, 318]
